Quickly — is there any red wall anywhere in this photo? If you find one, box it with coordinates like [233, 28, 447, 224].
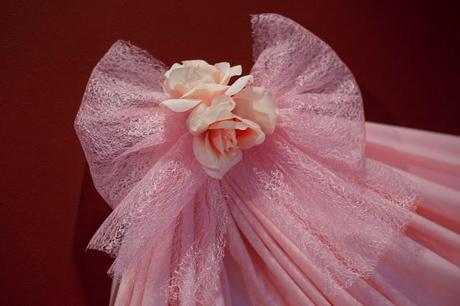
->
[1, 1, 459, 305]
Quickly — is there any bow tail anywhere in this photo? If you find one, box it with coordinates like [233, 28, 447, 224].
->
[222, 133, 418, 305]
[107, 178, 231, 306]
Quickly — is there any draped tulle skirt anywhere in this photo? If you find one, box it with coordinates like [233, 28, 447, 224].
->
[109, 122, 460, 306]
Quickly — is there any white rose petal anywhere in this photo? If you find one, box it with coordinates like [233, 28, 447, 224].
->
[225, 75, 254, 96]
[233, 86, 278, 134]
[193, 133, 242, 179]
[160, 99, 202, 112]
[187, 95, 235, 135]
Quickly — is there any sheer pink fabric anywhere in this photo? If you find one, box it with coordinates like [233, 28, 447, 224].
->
[75, 13, 460, 306]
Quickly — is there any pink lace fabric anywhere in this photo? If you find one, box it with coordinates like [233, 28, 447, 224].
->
[75, 13, 460, 305]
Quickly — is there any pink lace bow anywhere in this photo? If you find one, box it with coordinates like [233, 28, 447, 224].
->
[75, 13, 417, 305]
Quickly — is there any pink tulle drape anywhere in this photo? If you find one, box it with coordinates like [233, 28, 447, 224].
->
[75, 13, 459, 306]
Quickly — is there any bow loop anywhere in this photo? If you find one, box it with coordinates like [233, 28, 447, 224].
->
[251, 13, 365, 171]
[75, 41, 187, 208]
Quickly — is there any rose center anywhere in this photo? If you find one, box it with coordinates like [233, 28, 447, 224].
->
[209, 128, 238, 155]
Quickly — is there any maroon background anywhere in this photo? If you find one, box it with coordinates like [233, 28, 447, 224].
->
[1, 1, 459, 305]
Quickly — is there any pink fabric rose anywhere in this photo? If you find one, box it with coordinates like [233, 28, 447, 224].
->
[160, 60, 278, 178]
[188, 95, 266, 179]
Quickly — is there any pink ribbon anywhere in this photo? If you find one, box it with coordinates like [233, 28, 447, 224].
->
[75, 13, 417, 305]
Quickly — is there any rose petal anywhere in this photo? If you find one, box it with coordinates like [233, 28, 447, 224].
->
[164, 66, 217, 98]
[160, 99, 202, 112]
[182, 59, 210, 67]
[193, 134, 242, 179]
[181, 83, 228, 100]
[182, 60, 220, 82]
[214, 62, 231, 82]
[217, 63, 242, 85]
[187, 95, 235, 135]
[187, 104, 210, 134]
[233, 86, 278, 134]
[209, 129, 225, 153]
[209, 119, 248, 130]
[212, 94, 236, 108]
[164, 63, 183, 78]
[229, 65, 242, 78]
[236, 117, 266, 149]
[225, 75, 253, 96]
